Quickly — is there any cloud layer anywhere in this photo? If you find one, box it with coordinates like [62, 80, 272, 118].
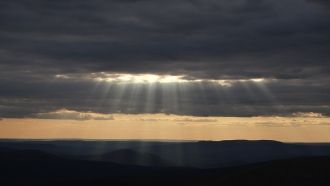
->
[0, 0, 329, 117]
[36, 109, 114, 120]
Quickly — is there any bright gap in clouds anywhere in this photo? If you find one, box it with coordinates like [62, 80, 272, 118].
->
[98, 73, 187, 83]
[82, 72, 272, 86]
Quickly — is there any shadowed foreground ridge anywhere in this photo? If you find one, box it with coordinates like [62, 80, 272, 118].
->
[1, 140, 330, 186]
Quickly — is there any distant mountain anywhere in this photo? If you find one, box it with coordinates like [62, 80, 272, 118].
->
[0, 147, 329, 186]
[132, 140, 330, 168]
[85, 149, 172, 167]
[1, 140, 330, 168]
[82, 156, 330, 186]
[0, 147, 156, 186]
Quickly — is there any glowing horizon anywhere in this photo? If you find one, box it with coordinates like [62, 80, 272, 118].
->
[1, 112, 329, 142]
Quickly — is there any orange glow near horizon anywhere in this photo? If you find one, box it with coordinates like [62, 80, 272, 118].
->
[0, 114, 329, 142]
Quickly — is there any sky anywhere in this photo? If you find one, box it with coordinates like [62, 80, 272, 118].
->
[0, 0, 329, 141]
[1, 113, 330, 142]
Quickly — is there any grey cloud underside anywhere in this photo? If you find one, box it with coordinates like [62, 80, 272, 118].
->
[0, 0, 329, 117]
[1, 79, 329, 117]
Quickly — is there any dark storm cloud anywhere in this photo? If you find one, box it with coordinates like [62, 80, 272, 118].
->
[0, 0, 329, 117]
[0, 79, 329, 117]
[1, 0, 329, 77]
[308, 0, 330, 7]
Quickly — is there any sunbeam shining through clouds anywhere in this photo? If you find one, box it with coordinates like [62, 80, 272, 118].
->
[1, 1, 330, 185]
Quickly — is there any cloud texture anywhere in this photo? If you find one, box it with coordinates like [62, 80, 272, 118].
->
[0, 0, 329, 117]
